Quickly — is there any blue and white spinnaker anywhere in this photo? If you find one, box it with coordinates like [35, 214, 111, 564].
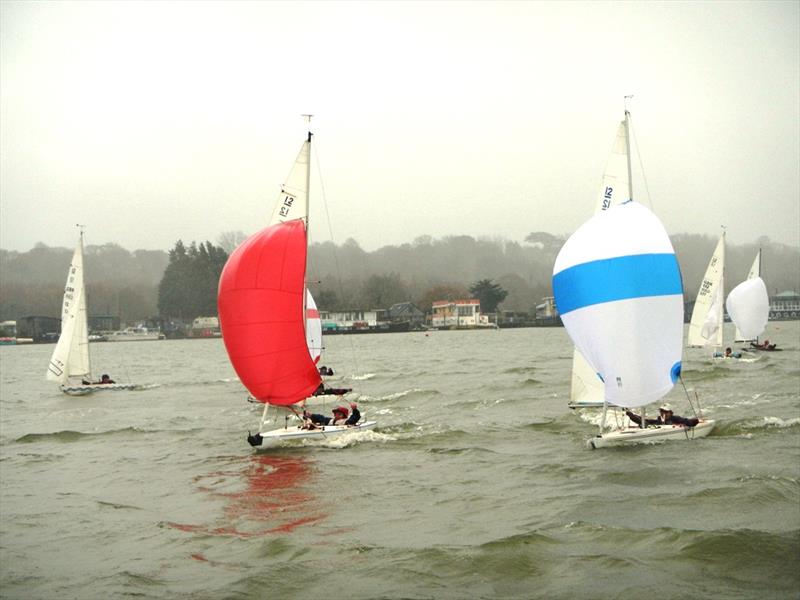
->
[553, 201, 684, 408]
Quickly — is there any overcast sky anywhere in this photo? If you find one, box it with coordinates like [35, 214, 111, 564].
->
[1, 1, 798, 253]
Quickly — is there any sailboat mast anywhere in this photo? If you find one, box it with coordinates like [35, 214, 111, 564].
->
[78, 225, 92, 379]
[624, 109, 633, 202]
[301, 115, 313, 341]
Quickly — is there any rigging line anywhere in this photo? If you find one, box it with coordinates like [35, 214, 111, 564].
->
[678, 375, 700, 419]
[311, 138, 364, 395]
[627, 113, 654, 212]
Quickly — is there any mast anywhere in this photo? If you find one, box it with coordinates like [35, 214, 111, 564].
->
[624, 95, 634, 201]
[301, 114, 313, 357]
[77, 224, 91, 380]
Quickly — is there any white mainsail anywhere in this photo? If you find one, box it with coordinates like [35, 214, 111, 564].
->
[687, 232, 725, 348]
[554, 201, 684, 409]
[268, 139, 310, 227]
[47, 232, 91, 384]
[727, 276, 769, 342]
[265, 134, 322, 365]
[569, 114, 632, 408]
[734, 250, 762, 342]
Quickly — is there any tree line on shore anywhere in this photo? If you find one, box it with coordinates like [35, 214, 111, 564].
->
[1, 232, 798, 323]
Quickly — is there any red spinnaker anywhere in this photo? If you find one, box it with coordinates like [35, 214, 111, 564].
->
[218, 220, 322, 405]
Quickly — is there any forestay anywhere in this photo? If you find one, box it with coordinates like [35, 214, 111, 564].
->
[553, 202, 684, 408]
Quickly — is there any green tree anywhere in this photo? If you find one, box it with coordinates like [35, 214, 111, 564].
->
[469, 278, 508, 313]
[360, 273, 409, 310]
[157, 240, 228, 320]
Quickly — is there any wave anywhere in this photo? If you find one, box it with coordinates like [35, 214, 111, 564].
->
[14, 426, 206, 443]
[713, 416, 800, 436]
[503, 366, 538, 375]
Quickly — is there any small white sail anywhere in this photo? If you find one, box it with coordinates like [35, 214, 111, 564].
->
[726, 277, 769, 342]
[268, 139, 310, 226]
[305, 289, 323, 364]
[47, 233, 91, 384]
[687, 232, 725, 348]
[554, 202, 684, 408]
[734, 250, 762, 342]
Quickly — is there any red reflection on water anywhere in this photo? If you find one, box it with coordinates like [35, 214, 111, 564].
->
[168, 453, 326, 537]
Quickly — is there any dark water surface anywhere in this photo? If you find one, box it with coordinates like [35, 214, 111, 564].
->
[1, 324, 799, 599]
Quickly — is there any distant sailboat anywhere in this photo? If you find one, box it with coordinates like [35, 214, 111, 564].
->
[553, 202, 714, 448]
[726, 251, 770, 346]
[46, 229, 136, 395]
[218, 125, 376, 447]
[731, 250, 769, 344]
[687, 232, 725, 350]
[568, 110, 633, 409]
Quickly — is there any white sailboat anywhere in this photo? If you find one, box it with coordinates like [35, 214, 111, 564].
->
[726, 253, 770, 346]
[553, 201, 714, 449]
[218, 123, 376, 448]
[687, 231, 726, 350]
[46, 229, 136, 395]
[731, 250, 770, 345]
[568, 110, 633, 409]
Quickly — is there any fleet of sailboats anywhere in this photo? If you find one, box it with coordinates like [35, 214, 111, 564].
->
[38, 109, 780, 451]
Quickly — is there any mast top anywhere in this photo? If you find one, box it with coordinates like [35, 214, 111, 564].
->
[624, 94, 634, 115]
[302, 114, 314, 142]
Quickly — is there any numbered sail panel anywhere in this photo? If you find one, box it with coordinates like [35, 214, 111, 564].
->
[726, 277, 769, 342]
[553, 202, 684, 408]
[268, 140, 310, 226]
[687, 232, 725, 347]
[218, 219, 321, 405]
[595, 120, 631, 214]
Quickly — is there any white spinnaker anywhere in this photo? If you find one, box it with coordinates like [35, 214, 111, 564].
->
[553, 202, 684, 408]
[734, 251, 761, 342]
[46, 235, 91, 383]
[687, 232, 725, 348]
[726, 277, 769, 342]
[570, 118, 631, 406]
[305, 289, 323, 364]
[268, 140, 310, 226]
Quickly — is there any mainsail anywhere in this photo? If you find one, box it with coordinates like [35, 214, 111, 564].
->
[553, 202, 684, 408]
[687, 232, 725, 348]
[47, 232, 91, 384]
[569, 114, 633, 407]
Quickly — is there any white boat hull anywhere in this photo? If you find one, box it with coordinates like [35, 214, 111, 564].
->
[254, 420, 378, 447]
[587, 420, 715, 449]
[61, 383, 138, 396]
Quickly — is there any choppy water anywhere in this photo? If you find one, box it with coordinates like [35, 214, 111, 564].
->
[1, 323, 799, 599]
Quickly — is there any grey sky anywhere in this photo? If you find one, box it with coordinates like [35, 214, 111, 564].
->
[1, 1, 798, 253]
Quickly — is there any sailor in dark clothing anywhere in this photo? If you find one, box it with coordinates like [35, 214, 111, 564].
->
[319, 366, 334, 376]
[312, 383, 353, 396]
[625, 404, 699, 428]
[302, 410, 330, 428]
[344, 402, 361, 426]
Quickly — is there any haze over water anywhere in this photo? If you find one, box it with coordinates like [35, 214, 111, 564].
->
[1, 324, 798, 598]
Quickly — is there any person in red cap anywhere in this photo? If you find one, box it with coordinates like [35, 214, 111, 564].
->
[331, 405, 349, 425]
